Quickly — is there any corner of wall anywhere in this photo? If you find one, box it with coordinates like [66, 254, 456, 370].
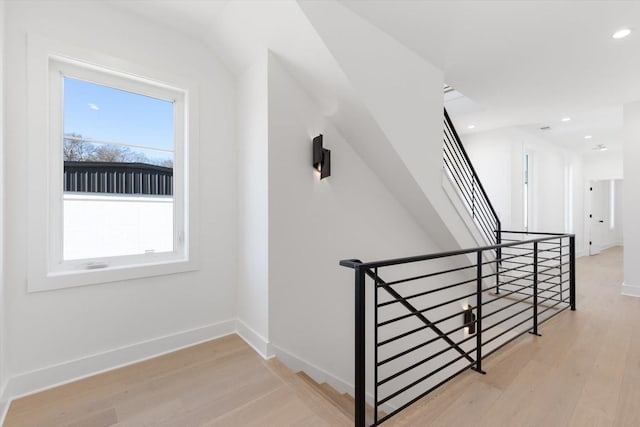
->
[621, 282, 640, 298]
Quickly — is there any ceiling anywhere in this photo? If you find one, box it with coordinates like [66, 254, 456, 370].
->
[112, 0, 640, 153]
[342, 0, 640, 152]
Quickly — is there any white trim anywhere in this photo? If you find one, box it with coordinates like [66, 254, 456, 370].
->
[235, 319, 273, 360]
[271, 344, 396, 414]
[621, 282, 640, 298]
[0, 320, 235, 405]
[0, 381, 8, 427]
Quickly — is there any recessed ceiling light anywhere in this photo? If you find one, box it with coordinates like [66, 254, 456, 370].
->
[561, 117, 571, 122]
[468, 125, 475, 129]
[613, 28, 631, 39]
[584, 135, 593, 139]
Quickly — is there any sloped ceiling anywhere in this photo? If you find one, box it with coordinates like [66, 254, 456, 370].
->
[113, 0, 638, 152]
[342, 0, 640, 151]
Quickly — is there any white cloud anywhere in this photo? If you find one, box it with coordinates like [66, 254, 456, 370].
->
[88, 103, 100, 111]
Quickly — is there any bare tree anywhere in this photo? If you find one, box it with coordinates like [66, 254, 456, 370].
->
[63, 134, 173, 168]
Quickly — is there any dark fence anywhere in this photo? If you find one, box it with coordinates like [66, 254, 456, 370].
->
[64, 161, 173, 196]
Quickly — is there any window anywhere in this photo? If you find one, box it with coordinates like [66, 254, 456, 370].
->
[27, 35, 198, 291]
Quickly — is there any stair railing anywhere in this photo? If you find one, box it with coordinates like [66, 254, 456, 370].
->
[341, 232, 575, 426]
[443, 108, 501, 256]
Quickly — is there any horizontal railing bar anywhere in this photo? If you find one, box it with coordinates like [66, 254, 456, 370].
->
[380, 263, 477, 287]
[537, 295, 570, 315]
[377, 290, 478, 327]
[482, 280, 535, 305]
[342, 234, 574, 269]
[501, 230, 569, 236]
[498, 260, 536, 276]
[379, 270, 500, 307]
[483, 293, 534, 319]
[375, 363, 473, 425]
[482, 314, 535, 347]
[481, 325, 535, 360]
[379, 314, 479, 349]
[377, 339, 477, 386]
[499, 272, 533, 282]
[500, 260, 562, 276]
[378, 351, 471, 406]
[500, 288, 563, 304]
[483, 303, 534, 333]
[378, 330, 450, 366]
[538, 302, 571, 325]
[378, 324, 429, 347]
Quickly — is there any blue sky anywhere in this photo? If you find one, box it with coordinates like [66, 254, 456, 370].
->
[63, 77, 174, 152]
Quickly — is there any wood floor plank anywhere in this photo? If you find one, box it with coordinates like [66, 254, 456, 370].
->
[5, 246, 639, 427]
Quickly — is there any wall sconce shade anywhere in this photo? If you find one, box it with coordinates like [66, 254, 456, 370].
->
[463, 307, 476, 334]
[312, 134, 331, 179]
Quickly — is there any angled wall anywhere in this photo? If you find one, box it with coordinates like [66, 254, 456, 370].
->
[298, 0, 480, 253]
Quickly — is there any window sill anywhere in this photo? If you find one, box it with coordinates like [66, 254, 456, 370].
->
[28, 258, 199, 293]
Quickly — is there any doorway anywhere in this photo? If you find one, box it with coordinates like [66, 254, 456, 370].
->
[589, 179, 624, 255]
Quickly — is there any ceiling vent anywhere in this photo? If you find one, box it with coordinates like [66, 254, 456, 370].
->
[592, 144, 607, 151]
[540, 126, 551, 130]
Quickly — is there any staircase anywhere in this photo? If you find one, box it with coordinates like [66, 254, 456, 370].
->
[265, 359, 383, 425]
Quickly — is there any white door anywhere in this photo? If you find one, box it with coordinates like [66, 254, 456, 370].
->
[589, 181, 606, 255]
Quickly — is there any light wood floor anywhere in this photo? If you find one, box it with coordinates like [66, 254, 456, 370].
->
[5, 246, 638, 426]
[4, 335, 352, 427]
[385, 245, 637, 427]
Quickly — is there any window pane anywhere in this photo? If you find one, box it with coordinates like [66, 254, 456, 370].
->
[62, 78, 174, 261]
[63, 77, 174, 150]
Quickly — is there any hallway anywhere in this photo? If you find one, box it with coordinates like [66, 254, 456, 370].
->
[386, 246, 636, 426]
[4, 247, 635, 426]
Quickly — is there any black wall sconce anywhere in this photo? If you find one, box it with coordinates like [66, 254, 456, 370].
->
[463, 306, 476, 334]
[312, 134, 331, 179]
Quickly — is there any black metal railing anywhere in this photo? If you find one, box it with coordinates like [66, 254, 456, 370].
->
[341, 231, 575, 426]
[64, 161, 173, 196]
[443, 109, 501, 250]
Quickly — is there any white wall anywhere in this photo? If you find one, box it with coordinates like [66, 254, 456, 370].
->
[236, 52, 270, 355]
[623, 101, 640, 294]
[3, 1, 236, 399]
[299, 0, 480, 254]
[463, 127, 584, 252]
[583, 151, 623, 181]
[0, 0, 6, 403]
[267, 52, 446, 399]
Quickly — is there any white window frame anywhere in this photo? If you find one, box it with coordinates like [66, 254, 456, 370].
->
[27, 34, 199, 292]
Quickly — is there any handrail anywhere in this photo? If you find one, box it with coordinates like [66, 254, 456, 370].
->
[341, 232, 576, 426]
[340, 233, 574, 269]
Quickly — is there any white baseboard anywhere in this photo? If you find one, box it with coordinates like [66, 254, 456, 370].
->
[271, 344, 396, 414]
[621, 282, 640, 297]
[0, 380, 8, 427]
[1, 319, 236, 406]
[235, 319, 273, 359]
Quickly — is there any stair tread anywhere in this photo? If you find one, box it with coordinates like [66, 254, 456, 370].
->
[295, 372, 385, 424]
[264, 360, 352, 426]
